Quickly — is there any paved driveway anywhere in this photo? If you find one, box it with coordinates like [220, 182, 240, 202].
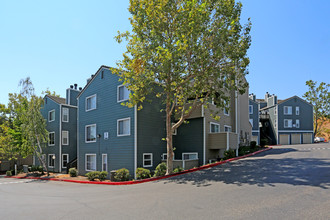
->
[1, 143, 330, 220]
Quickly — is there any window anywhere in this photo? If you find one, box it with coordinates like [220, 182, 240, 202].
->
[284, 106, 292, 115]
[117, 118, 130, 136]
[249, 105, 253, 114]
[86, 154, 96, 171]
[249, 119, 253, 126]
[102, 154, 107, 171]
[62, 154, 69, 168]
[182, 152, 198, 160]
[62, 108, 69, 122]
[62, 131, 69, 145]
[85, 124, 96, 143]
[296, 107, 300, 115]
[86, 94, 96, 111]
[48, 110, 55, 122]
[284, 119, 293, 128]
[117, 85, 130, 102]
[296, 119, 300, 128]
[49, 132, 55, 146]
[143, 153, 153, 167]
[162, 153, 175, 160]
[210, 122, 220, 133]
[48, 154, 55, 168]
[224, 125, 232, 132]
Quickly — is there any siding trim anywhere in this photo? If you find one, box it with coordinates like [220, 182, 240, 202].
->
[134, 105, 137, 179]
[59, 104, 62, 173]
[203, 111, 206, 165]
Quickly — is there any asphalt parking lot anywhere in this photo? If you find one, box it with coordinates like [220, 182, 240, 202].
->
[1, 143, 330, 220]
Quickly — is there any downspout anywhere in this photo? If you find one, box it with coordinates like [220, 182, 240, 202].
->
[59, 104, 62, 173]
[134, 105, 137, 179]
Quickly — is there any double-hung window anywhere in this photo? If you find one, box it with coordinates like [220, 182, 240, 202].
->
[62, 131, 69, 145]
[296, 107, 300, 115]
[182, 153, 198, 160]
[62, 108, 69, 122]
[143, 153, 153, 167]
[284, 119, 293, 128]
[102, 154, 107, 171]
[117, 118, 130, 136]
[296, 119, 300, 128]
[48, 110, 55, 122]
[210, 122, 220, 133]
[49, 132, 55, 146]
[86, 124, 96, 143]
[284, 106, 292, 115]
[62, 154, 69, 168]
[249, 105, 253, 114]
[86, 154, 96, 171]
[117, 85, 130, 102]
[48, 154, 55, 168]
[224, 125, 232, 132]
[86, 95, 96, 111]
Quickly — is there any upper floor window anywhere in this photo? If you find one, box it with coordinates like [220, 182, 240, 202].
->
[48, 110, 55, 122]
[117, 85, 130, 102]
[62, 131, 69, 145]
[48, 132, 55, 146]
[62, 108, 69, 122]
[249, 105, 253, 114]
[284, 106, 292, 115]
[296, 107, 300, 115]
[117, 118, 130, 136]
[284, 119, 292, 128]
[86, 95, 96, 111]
[224, 125, 232, 132]
[210, 122, 220, 133]
[296, 119, 300, 128]
[85, 124, 96, 143]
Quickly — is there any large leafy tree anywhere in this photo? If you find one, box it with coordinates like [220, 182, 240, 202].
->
[303, 80, 330, 136]
[115, 0, 251, 174]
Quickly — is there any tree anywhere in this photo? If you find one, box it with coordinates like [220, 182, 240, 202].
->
[303, 80, 330, 136]
[115, 0, 251, 174]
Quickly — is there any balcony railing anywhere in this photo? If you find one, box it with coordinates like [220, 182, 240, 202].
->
[208, 132, 238, 150]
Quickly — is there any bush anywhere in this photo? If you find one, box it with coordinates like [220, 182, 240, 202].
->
[69, 168, 78, 177]
[86, 171, 100, 181]
[114, 168, 130, 181]
[260, 139, 268, 147]
[6, 170, 12, 176]
[250, 141, 257, 149]
[99, 171, 108, 181]
[173, 167, 184, 173]
[30, 165, 43, 172]
[223, 149, 236, 160]
[154, 162, 167, 177]
[136, 168, 151, 180]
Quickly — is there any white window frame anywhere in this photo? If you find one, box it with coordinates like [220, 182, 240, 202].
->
[143, 153, 153, 168]
[117, 84, 130, 102]
[62, 154, 69, 168]
[62, 107, 69, 122]
[85, 94, 97, 112]
[284, 106, 292, 115]
[48, 132, 55, 146]
[48, 154, 55, 168]
[284, 119, 293, 128]
[162, 153, 175, 160]
[249, 119, 253, 126]
[62, 131, 69, 145]
[48, 109, 55, 122]
[224, 125, 232, 132]
[117, 118, 131, 136]
[182, 152, 198, 160]
[296, 107, 300, 115]
[102, 154, 107, 172]
[249, 105, 253, 114]
[296, 119, 300, 128]
[85, 154, 97, 171]
[85, 124, 97, 143]
[210, 122, 220, 133]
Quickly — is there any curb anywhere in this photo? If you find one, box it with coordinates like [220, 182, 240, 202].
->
[5, 147, 272, 185]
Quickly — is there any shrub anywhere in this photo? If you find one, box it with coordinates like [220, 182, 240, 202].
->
[173, 167, 184, 173]
[223, 149, 236, 160]
[114, 168, 130, 181]
[250, 141, 257, 149]
[260, 139, 268, 146]
[6, 170, 12, 176]
[136, 168, 151, 180]
[154, 162, 167, 177]
[69, 168, 78, 177]
[86, 171, 100, 181]
[99, 171, 108, 181]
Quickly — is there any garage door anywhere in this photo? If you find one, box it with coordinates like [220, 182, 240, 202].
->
[279, 134, 290, 145]
[303, 133, 313, 144]
[291, 134, 301, 145]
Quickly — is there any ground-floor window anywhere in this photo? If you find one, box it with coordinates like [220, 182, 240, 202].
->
[224, 125, 232, 132]
[143, 153, 153, 167]
[48, 154, 55, 168]
[62, 154, 69, 168]
[182, 152, 198, 160]
[102, 154, 107, 171]
[210, 122, 220, 133]
[162, 153, 175, 160]
[86, 154, 96, 171]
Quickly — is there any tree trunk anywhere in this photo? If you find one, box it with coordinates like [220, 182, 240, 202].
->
[166, 101, 174, 175]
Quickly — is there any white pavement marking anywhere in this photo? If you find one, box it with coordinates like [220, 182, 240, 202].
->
[0, 179, 36, 185]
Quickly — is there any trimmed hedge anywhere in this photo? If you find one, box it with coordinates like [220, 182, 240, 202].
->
[114, 168, 130, 181]
[136, 168, 151, 180]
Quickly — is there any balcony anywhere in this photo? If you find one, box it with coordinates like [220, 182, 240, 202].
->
[208, 132, 238, 150]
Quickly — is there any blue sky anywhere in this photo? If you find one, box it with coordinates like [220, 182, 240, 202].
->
[0, 0, 329, 105]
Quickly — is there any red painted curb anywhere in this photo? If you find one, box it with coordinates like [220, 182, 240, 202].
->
[5, 147, 272, 185]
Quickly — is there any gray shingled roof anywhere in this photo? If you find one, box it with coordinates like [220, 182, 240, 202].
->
[47, 95, 66, 104]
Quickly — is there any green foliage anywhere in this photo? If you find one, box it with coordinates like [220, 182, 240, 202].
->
[85, 171, 101, 181]
[173, 167, 184, 173]
[69, 168, 78, 177]
[136, 168, 151, 180]
[29, 165, 43, 172]
[99, 171, 108, 181]
[6, 170, 12, 176]
[154, 162, 167, 177]
[114, 168, 130, 181]
[223, 149, 236, 160]
[250, 141, 257, 149]
[260, 139, 268, 147]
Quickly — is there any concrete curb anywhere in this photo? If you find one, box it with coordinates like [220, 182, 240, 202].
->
[5, 147, 272, 185]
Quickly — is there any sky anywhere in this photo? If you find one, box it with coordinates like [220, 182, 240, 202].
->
[0, 0, 329, 105]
